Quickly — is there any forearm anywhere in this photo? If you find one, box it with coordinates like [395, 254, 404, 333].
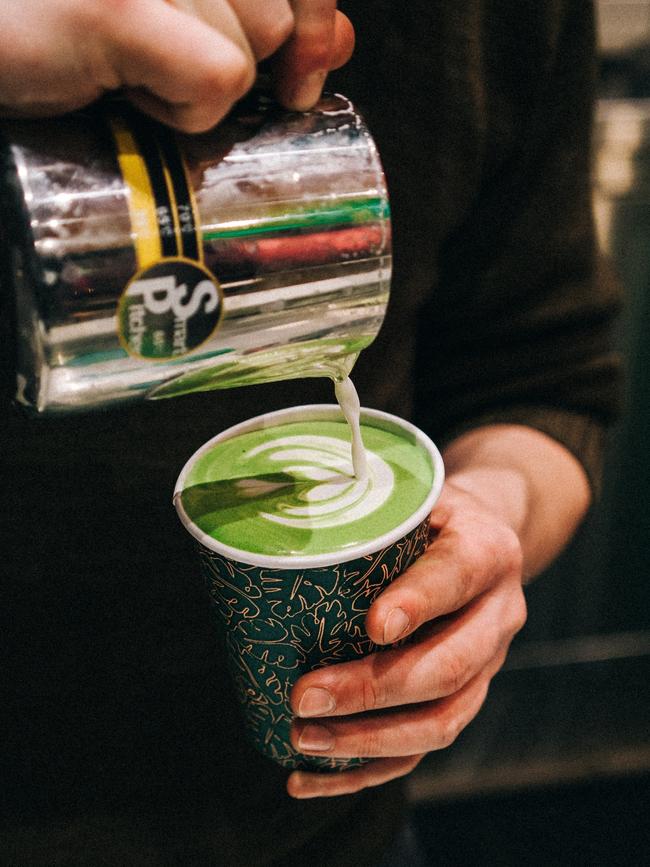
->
[441, 424, 591, 581]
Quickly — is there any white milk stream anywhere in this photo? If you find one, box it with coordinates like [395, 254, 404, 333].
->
[334, 376, 368, 480]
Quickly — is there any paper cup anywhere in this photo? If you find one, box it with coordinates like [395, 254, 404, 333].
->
[174, 405, 444, 770]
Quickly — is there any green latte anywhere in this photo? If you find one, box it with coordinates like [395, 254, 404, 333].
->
[179, 419, 434, 558]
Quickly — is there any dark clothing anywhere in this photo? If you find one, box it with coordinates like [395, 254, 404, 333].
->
[378, 821, 430, 867]
[337, 0, 620, 496]
[0, 2, 620, 866]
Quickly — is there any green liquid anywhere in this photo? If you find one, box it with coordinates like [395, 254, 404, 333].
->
[180, 419, 434, 558]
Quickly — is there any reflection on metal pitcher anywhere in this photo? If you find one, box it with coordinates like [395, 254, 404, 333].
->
[0, 93, 391, 414]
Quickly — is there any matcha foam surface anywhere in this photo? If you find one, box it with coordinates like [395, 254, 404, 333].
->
[180, 419, 434, 558]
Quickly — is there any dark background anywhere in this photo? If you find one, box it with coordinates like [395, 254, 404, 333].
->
[408, 6, 650, 863]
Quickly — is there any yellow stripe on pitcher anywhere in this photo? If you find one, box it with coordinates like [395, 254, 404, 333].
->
[108, 115, 162, 269]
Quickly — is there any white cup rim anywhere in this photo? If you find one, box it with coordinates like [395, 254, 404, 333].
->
[173, 404, 445, 568]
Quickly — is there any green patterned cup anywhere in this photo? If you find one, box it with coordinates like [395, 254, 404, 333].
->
[173, 405, 444, 770]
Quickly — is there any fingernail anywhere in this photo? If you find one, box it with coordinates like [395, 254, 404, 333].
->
[383, 607, 410, 644]
[298, 723, 334, 752]
[298, 687, 336, 718]
[288, 71, 327, 110]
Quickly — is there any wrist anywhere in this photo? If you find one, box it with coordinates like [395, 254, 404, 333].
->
[441, 424, 591, 579]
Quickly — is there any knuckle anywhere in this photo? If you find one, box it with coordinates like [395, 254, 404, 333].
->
[410, 753, 426, 770]
[186, 55, 255, 131]
[437, 650, 471, 696]
[358, 729, 385, 758]
[179, 118, 208, 134]
[72, 3, 106, 45]
[305, 41, 333, 72]
[456, 562, 475, 605]
[86, 0, 137, 36]
[482, 531, 509, 576]
[171, 106, 217, 134]
[361, 677, 386, 713]
[446, 528, 481, 597]
[257, 8, 295, 58]
[388, 758, 420, 783]
[438, 713, 463, 749]
[213, 52, 256, 101]
[463, 520, 523, 587]
[98, 0, 132, 13]
[510, 586, 528, 634]
[292, 30, 334, 72]
[479, 518, 524, 578]
[455, 525, 484, 569]
[501, 525, 524, 576]
[346, 774, 371, 795]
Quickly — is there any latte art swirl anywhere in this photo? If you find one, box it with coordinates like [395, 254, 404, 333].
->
[236, 435, 393, 529]
[179, 418, 434, 558]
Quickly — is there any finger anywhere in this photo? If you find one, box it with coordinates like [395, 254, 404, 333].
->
[330, 10, 355, 69]
[226, 0, 295, 60]
[169, 0, 255, 60]
[273, 0, 340, 110]
[0, 9, 111, 114]
[291, 661, 500, 760]
[287, 754, 424, 799]
[291, 582, 526, 718]
[124, 87, 240, 134]
[366, 504, 523, 646]
[109, 0, 255, 131]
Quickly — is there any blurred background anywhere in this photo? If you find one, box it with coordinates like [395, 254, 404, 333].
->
[408, 3, 650, 863]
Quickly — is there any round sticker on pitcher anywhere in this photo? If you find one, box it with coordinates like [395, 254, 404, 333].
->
[117, 258, 224, 360]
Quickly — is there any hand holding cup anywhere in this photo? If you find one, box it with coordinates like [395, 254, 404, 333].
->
[287, 478, 527, 797]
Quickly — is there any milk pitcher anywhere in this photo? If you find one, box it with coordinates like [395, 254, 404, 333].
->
[0, 92, 390, 414]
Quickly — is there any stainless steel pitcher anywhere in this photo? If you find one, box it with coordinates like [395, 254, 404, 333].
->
[0, 92, 390, 414]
